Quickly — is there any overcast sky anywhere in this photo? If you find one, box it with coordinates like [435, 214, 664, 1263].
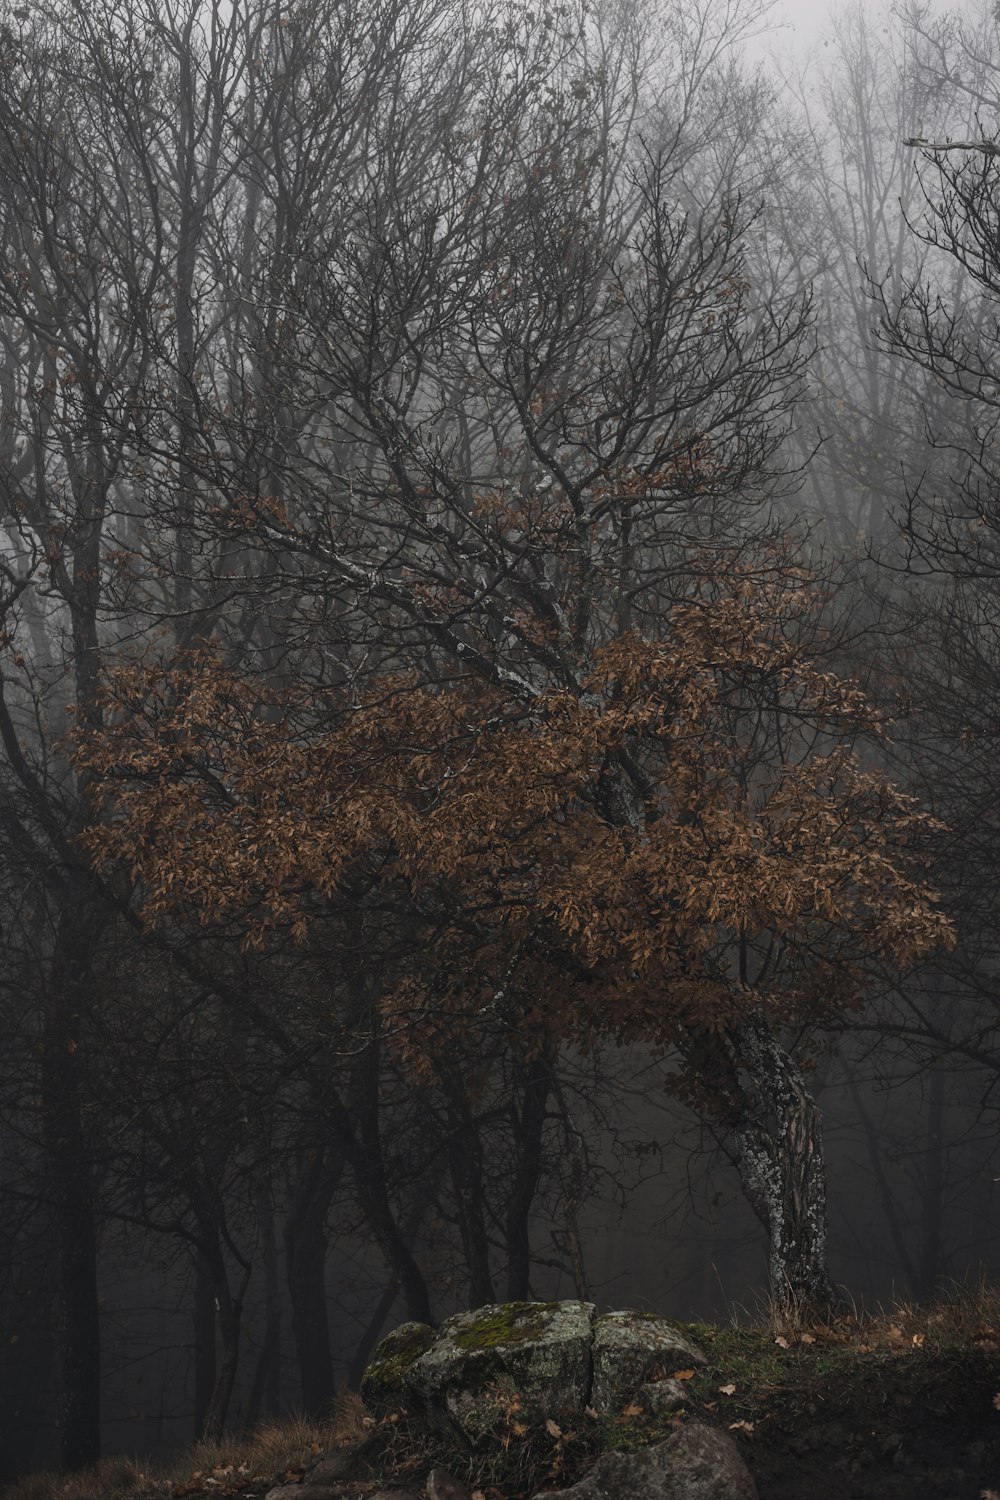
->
[748, 0, 960, 63]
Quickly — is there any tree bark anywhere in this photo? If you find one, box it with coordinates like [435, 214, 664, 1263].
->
[729, 1014, 836, 1311]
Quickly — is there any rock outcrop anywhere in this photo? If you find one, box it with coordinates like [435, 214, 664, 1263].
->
[294, 1300, 757, 1500]
[530, 1422, 758, 1500]
[361, 1299, 706, 1444]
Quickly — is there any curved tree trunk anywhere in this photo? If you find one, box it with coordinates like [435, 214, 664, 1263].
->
[729, 1014, 836, 1311]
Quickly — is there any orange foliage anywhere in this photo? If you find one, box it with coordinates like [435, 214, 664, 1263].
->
[72, 562, 953, 1057]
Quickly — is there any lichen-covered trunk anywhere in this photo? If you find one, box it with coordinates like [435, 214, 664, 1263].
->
[731, 1014, 836, 1310]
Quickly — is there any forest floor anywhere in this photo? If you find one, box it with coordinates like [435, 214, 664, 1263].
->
[6, 1290, 1000, 1500]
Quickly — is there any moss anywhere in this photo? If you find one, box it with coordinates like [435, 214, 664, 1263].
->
[451, 1302, 561, 1352]
[360, 1321, 436, 1409]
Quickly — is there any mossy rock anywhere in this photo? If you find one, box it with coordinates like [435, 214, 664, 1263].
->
[405, 1299, 596, 1445]
[590, 1309, 706, 1414]
[360, 1319, 437, 1418]
[359, 1302, 709, 1457]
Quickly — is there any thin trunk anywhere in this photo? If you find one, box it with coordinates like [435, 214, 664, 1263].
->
[285, 1151, 342, 1413]
[244, 1187, 281, 1431]
[193, 1252, 217, 1441]
[554, 1089, 591, 1301]
[444, 1091, 495, 1310]
[352, 1036, 433, 1325]
[42, 900, 101, 1470]
[918, 1058, 946, 1301]
[505, 1057, 552, 1301]
[193, 1194, 251, 1441]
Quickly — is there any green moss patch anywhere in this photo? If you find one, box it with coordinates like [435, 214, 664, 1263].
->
[451, 1302, 561, 1351]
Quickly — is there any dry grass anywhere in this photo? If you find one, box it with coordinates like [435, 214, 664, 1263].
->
[728, 1274, 1000, 1357]
[1, 1396, 370, 1500]
[6, 1285, 999, 1500]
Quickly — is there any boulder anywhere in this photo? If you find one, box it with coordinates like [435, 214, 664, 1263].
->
[634, 1378, 688, 1419]
[590, 1309, 705, 1414]
[425, 1468, 472, 1499]
[361, 1301, 709, 1448]
[360, 1320, 437, 1418]
[405, 1300, 595, 1445]
[531, 1423, 758, 1500]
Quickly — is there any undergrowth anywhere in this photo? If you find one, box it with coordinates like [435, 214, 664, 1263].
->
[5, 1285, 999, 1500]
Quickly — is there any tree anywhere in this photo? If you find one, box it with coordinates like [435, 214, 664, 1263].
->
[76, 554, 953, 1307]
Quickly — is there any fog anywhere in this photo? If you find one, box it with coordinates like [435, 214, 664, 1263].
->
[0, 0, 997, 1478]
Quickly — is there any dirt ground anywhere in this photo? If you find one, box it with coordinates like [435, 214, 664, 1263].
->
[729, 1342, 1000, 1500]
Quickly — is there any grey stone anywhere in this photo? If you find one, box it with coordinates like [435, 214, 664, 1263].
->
[405, 1300, 595, 1445]
[425, 1467, 472, 1499]
[531, 1423, 758, 1500]
[265, 1488, 344, 1500]
[590, 1310, 705, 1414]
[309, 1455, 369, 1483]
[634, 1377, 688, 1419]
[361, 1320, 437, 1419]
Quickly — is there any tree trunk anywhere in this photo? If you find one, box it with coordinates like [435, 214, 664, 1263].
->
[193, 1252, 217, 1441]
[244, 1186, 281, 1431]
[505, 1057, 552, 1301]
[444, 1088, 495, 1310]
[729, 1014, 836, 1311]
[192, 1191, 251, 1441]
[41, 901, 102, 1471]
[350, 1036, 434, 1325]
[284, 1151, 342, 1413]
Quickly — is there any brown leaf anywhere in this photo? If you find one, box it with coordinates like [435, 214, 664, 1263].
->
[620, 1403, 643, 1418]
[774, 1336, 789, 1349]
[545, 1418, 563, 1439]
[673, 1368, 696, 1381]
[799, 1332, 816, 1346]
[718, 1383, 736, 1396]
[729, 1420, 755, 1438]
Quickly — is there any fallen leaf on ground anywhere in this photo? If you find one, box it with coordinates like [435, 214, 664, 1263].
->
[673, 1368, 696, 1380]
[774, 1335, 789, 1349]
[620, 1403, 643, 1418]
[799, 1332, 816, 1346]
[912, 1333, 925, 1347]
[584, 1405, 598, 1419]
[992, 1393, 1000, 1410]
[729, 1420, 755, 1438]
[719, 1383, 736, 1396]
[545, 1419, 563, 1438]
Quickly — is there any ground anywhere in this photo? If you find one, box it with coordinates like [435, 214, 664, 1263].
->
[682, 1316, 1000, 1500]
[5, 1293, 1000, 1500]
